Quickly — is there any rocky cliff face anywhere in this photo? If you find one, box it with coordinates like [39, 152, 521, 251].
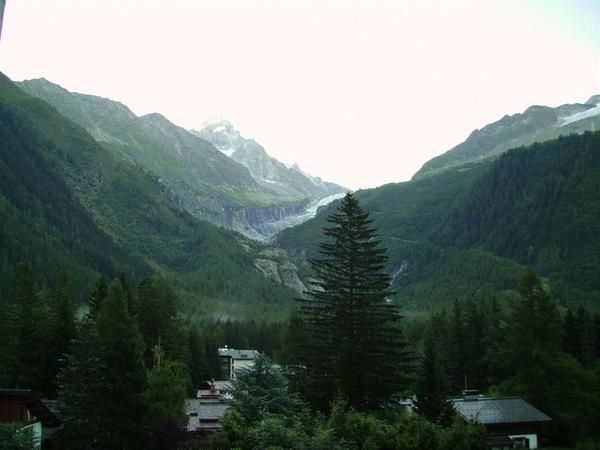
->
[193, 119, 346, 199]
[415, 95, 600, 178]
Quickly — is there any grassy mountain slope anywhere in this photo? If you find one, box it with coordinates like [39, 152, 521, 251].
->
[0, 73, 297, 317]
[278, 133, 600, 310]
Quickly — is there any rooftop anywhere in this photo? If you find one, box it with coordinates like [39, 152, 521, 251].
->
[451, 397, 551, 425]
[218, 348, 259, 360]
[185, 399, 230, 432]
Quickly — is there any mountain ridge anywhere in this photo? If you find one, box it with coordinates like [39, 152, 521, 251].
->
[414, 95, 600, 179]
[17, 78, 345, 240]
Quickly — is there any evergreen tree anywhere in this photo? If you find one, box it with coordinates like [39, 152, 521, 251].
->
[231, 354, 303, 425]
[47, 270, 77, 397]
[295, 193, 410, 410]
[10, 262, 50, 394]
[562, 308, 580, 359]
[414, 332, 451, 424]
[87, 274, 108, 320]
[447, 300, 466, 393]
[57, 320, 110, 450]
[186, 325, 208, 387]
[144, 357, 188, 427]
[135, 275, 178, 367]
[500, 269, 563, 410]
[96, 279, 147, 449]
[0, 292, 16, 387]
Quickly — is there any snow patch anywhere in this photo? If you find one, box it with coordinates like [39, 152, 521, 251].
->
[220, 147, 235, 157]
[560, 103, 600, 127]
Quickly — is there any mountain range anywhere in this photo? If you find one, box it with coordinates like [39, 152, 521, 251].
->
[17, 78, 346, 240]
[278, 95, 600, 311]
[0, 72, 305, 319]
[2, 70, 599, 315]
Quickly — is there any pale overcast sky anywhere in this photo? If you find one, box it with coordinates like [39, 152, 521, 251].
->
[1, 0, 598, 189]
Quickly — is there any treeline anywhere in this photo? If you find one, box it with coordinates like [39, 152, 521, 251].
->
[0, 262, 288, 449]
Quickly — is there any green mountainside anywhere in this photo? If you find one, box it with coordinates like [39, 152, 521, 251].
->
[0, 73, 299, 318]
[278, 132, 600, 310]
[17, 79, 344, 239]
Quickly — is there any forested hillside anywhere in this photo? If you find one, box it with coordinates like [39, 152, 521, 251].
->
[436, 132, 600, 307]
[0, 73, 297, 317]
[278, 132, 600, 310]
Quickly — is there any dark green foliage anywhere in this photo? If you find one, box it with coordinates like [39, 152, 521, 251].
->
[186, 326, 208, 388]
[56, 320, 110, 449]
[414, 332, 451, 424]
[0, 292, 15, 386]
[0, 72, 297, 319]
[46, 271, 77, 397]
[143, 359, 189, 427]
[497, 270, 600, 446]
[280, 132, 600, 311]
[0, 74, 146, 299]
[295, 193, 410, 409]
[134, 275, 180, 367]
[436, 132, 600, 309]
[87, 274, 108, 320]
[10, 262, 50, 395]
[231, 354, 303, 424]
[95, 279, 147, 449]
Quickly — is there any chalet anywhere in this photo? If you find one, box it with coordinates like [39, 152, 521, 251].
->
[0, 389, 61, 449]
[451, 394, 551, 450]
[218, 347, 259, 380]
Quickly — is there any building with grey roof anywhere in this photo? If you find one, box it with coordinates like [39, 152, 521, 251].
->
[451, 395, 551, 449]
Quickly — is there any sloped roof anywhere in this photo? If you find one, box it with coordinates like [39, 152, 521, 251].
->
[185, 399, 230, 432]
[451, 397, 551, 425]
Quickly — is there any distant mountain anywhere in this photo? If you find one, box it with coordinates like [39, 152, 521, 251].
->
[278, 97, 600, 311]
[1, 73, 303, 318]
[193, 119, 345, 200]
[415, 95, 600, 179]
[17, 79, 345, 239]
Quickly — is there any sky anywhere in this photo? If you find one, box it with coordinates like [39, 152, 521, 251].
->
[0, 0, 599, 189]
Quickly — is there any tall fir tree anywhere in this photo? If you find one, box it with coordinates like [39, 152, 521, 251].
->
[414, 331, 451, 424]
[295, 193, 410, 410]
[87, 274, 108, 320]
[96, 279, 147, 449]
[47, 270, 77, 398]
[447, 300, 466, 393]
[57, 320, 110, 449]
[500, 269, 563, 411]
[10, 262, 50, 394]
[0, 292, 16, 387]
[135, 275, 178, 367]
